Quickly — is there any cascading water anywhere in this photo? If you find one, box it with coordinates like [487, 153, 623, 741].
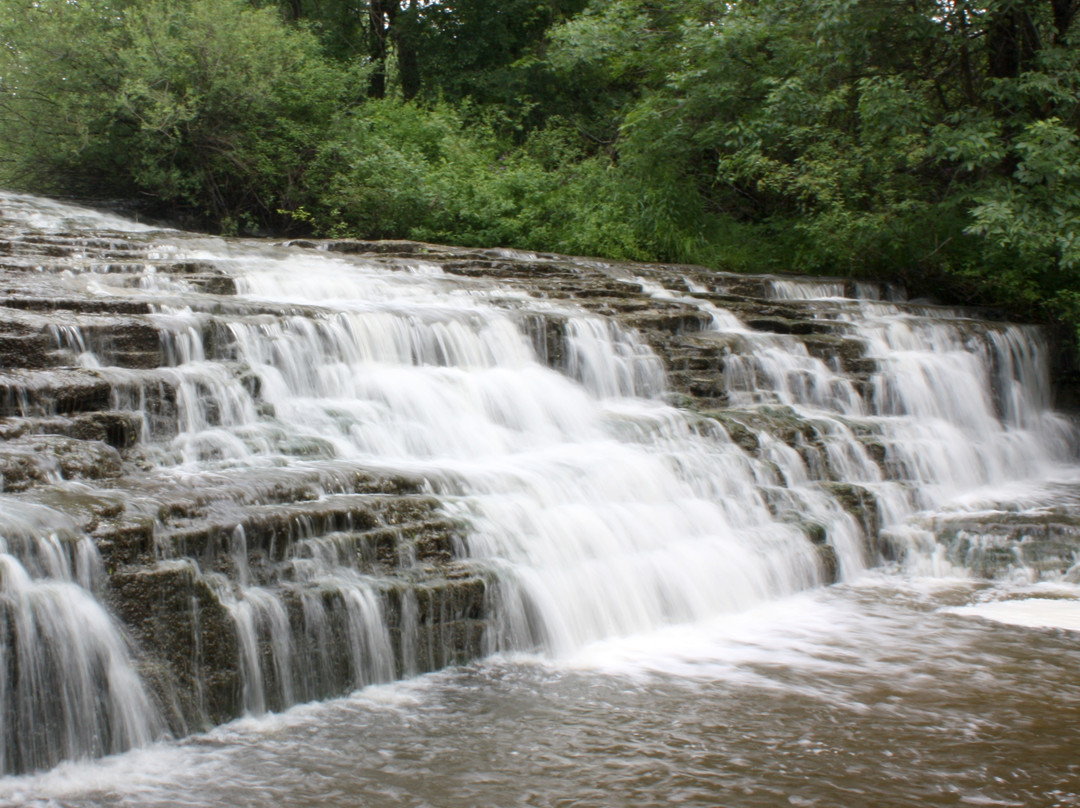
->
[0, 499, 164, 774]
[1, 190, 1079, 785]
[154, 248, 825, 658]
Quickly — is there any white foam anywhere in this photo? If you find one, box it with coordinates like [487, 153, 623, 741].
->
[945, 598, 1080, 631]
[0, 743, 199, 806]
[564, 591, 865, 684]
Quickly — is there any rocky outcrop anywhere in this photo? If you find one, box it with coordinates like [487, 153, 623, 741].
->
[2, 201, 1079, 757]
[0, 225, 494, 735]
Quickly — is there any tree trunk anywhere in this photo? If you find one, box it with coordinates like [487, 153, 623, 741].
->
[1050, 0, 1078, 39]
[394, 0, 421, 101]
[368, 0, 395, 98]
[986, 2, 1039, 79]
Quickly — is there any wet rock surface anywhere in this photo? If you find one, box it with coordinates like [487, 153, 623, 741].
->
[0, 220, 501, 736]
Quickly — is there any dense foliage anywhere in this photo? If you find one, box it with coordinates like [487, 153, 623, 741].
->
[1, 0, 1078, 336]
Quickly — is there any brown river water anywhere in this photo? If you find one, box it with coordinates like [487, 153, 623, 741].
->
[3, 576, 1079, 808]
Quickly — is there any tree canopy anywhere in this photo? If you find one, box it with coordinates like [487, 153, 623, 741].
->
[1, 0, 1078, 339]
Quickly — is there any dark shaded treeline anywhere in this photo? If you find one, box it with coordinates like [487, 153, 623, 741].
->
[1, 0, 1078, 342]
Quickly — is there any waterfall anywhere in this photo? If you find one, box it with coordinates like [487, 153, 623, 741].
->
[0, 500, 164, 774]
[1, 190, 1078, 775]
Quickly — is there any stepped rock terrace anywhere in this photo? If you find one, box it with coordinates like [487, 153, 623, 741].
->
[2, 191, 1080, 780]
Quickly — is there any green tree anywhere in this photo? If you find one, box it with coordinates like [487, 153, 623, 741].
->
[1, 0, 346, 231]
[0, 0, 130, 195]
[117, 0, 346, 229]
[542, 0, 1080, 319]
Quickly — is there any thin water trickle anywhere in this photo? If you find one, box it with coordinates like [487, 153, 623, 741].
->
[0, 500, 164, 775]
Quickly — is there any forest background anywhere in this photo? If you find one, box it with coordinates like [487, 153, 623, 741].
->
[1, 0, 1078, 340]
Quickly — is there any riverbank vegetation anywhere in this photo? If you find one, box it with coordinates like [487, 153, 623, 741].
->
[1, 0, 1078, 334]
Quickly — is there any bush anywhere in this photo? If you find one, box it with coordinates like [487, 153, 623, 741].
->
[302, 102, 646, 259]
[1, 0, 346, 232]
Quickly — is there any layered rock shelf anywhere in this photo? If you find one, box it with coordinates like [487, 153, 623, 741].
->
[2, 192, 1079, 774]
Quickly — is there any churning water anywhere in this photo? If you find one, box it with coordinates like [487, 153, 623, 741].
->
[1, 192, 1079, 805]
[4, 579, 1080, 807]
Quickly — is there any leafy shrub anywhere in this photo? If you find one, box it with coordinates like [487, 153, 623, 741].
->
[1, 0, 346, 231]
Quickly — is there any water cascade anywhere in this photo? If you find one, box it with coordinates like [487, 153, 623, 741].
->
[1, 191, 1078, 776]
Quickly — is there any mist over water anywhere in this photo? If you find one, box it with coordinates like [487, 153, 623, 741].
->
[1, 192, 1079, 805]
